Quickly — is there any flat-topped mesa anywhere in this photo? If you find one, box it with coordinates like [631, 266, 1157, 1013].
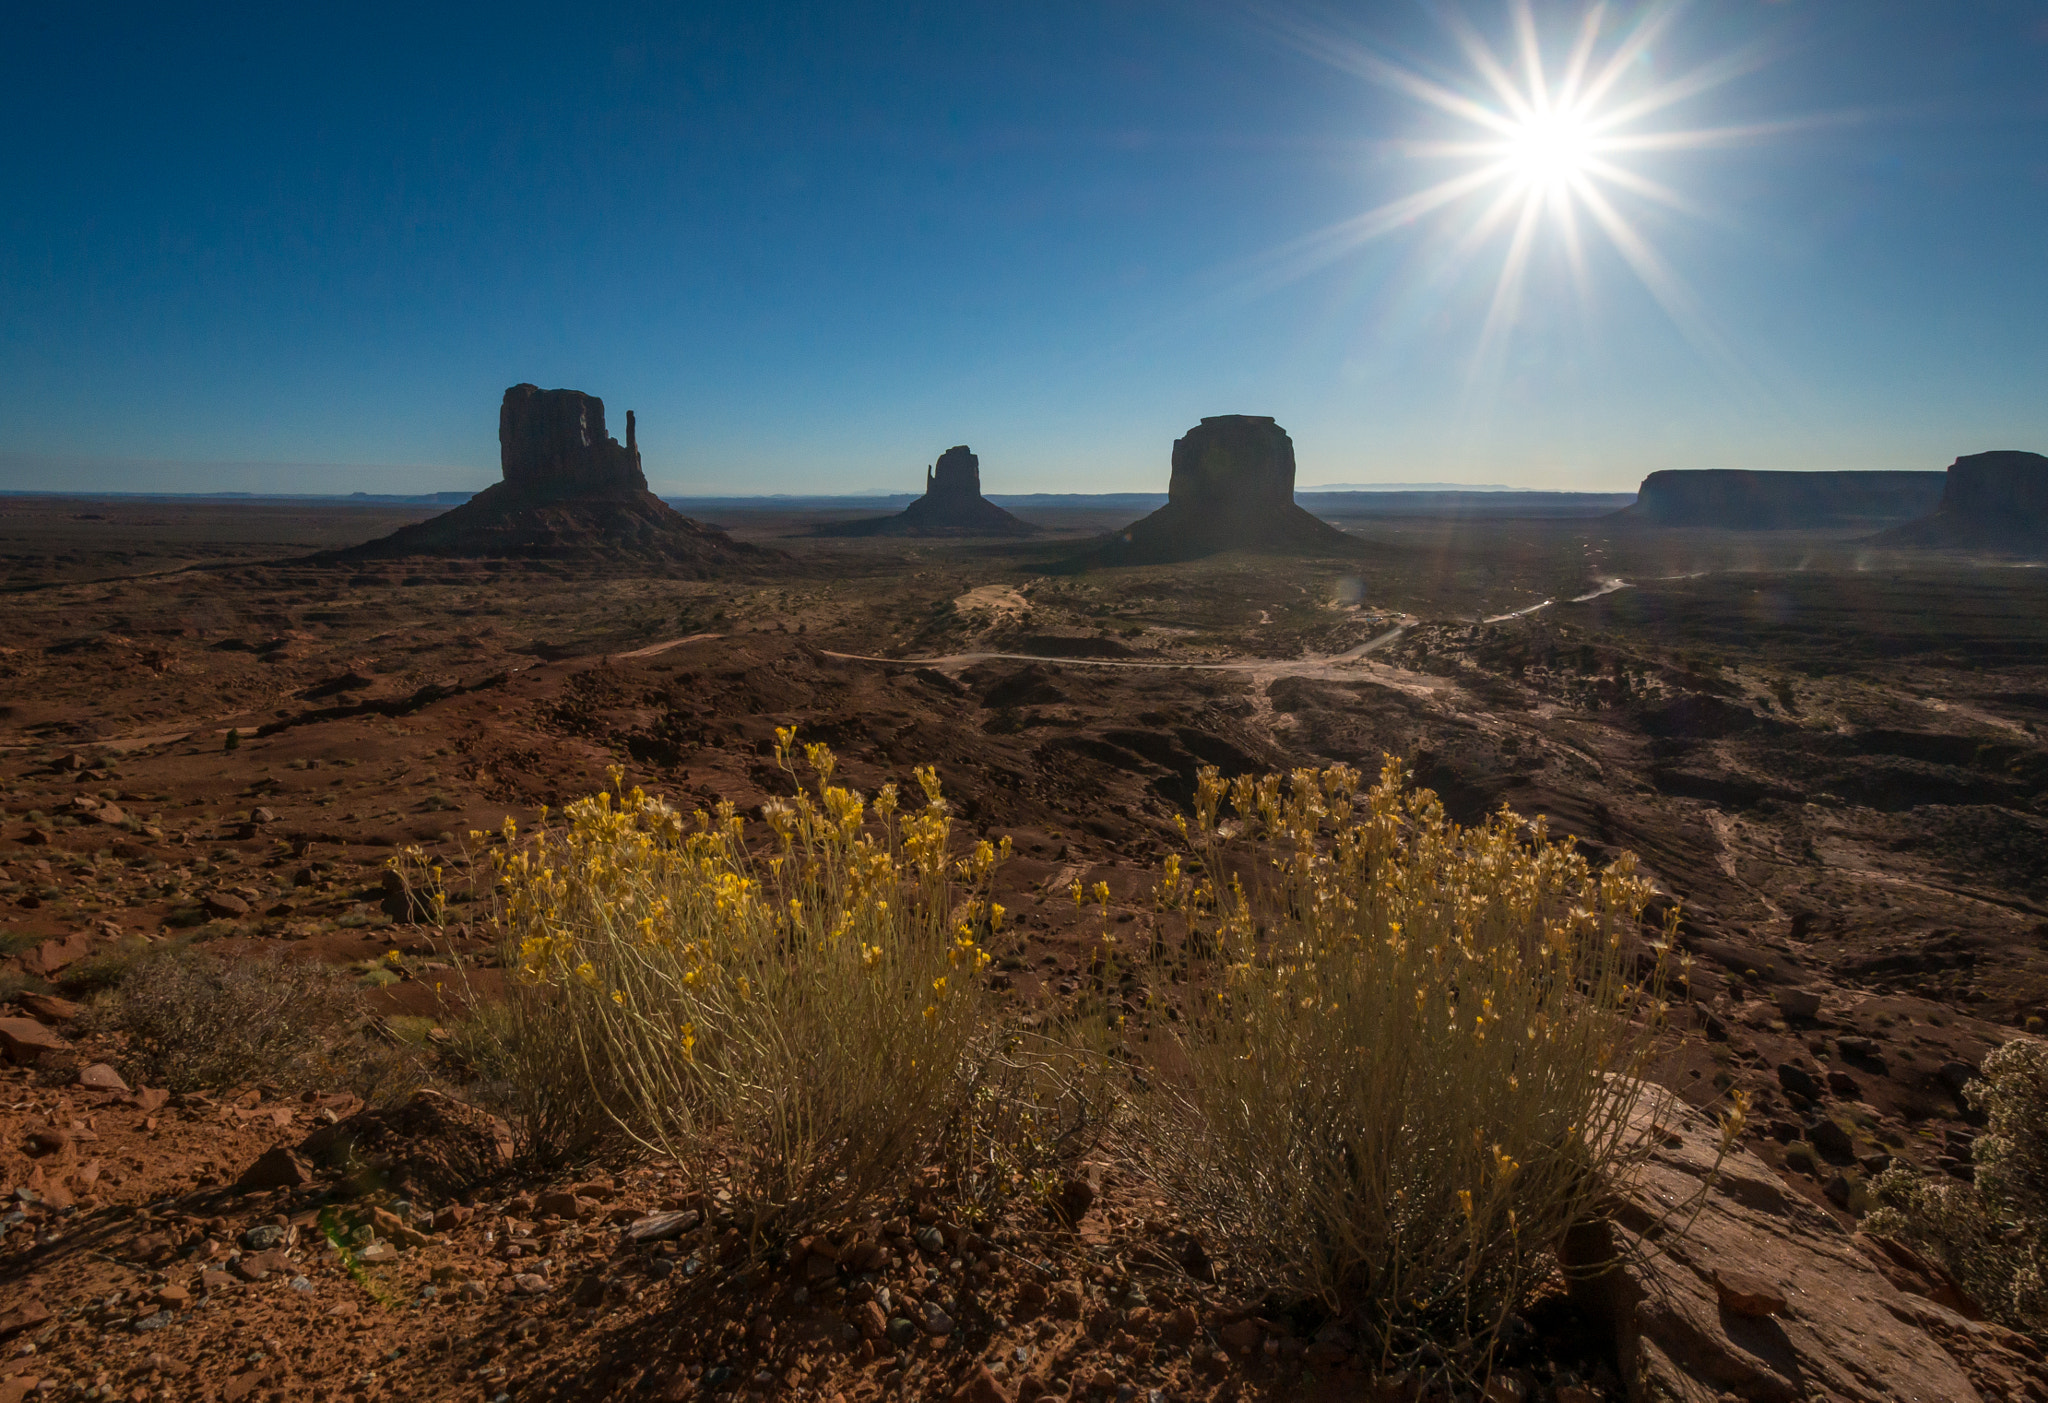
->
[1072, 415, 1359, 566]
[499, 384, 646, 496]
[817, 443, 1037, 537]
[1878, 450, 2048, 554]
[1169, 415, 1297, 514]
[1618, 469, 1947, 529]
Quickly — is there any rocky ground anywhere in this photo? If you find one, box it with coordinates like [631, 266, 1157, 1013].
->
[2, 498, 2046, 1400]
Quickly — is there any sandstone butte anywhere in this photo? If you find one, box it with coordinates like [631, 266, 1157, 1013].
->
[1074, 414, 1365, 566]
[1875, 449, 2048, 554]
[817, 445, 1039, 537]
[318, 384, 778, 575]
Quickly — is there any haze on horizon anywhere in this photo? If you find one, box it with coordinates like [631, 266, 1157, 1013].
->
[3, 1, 2044, 499]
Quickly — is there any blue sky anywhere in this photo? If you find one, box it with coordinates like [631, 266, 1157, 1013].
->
[3, 1, 2044, 496]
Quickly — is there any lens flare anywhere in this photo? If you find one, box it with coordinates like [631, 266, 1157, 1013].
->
[1243, 1, 1792, 389]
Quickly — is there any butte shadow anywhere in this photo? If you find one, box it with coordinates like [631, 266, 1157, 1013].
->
[812, 445, 1039, 537]
[314, 385, 780, 577]
[1061, 415, 1366, 569]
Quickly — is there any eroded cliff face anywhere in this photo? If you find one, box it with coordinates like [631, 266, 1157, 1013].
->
[498, 384, 646, 496]
[1622, 470, 1946, 529]
[1167, 416, 1297, 515]
[925, 446, 982, 500]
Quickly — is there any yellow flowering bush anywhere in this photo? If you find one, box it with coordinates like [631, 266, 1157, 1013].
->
[1143, 758, 1675, 1363]
[491, 734, 1001, 1243]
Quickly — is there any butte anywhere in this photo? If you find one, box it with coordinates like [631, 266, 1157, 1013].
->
[1874, 449, 2048, 556]
[320, 385, 775, 576]
[817, 445, 1038, 537]
[1072, 415, 1361, 566]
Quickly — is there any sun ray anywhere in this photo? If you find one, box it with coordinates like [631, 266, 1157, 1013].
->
[1228, 0, 1802, 393]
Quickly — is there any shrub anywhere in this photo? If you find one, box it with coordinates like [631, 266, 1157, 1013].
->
[489, 741, 1005, 1245]
[1866, 1036, 2048, 1336]
[1136, 759, 1675, 1367]
[95, 946, 365, 1092]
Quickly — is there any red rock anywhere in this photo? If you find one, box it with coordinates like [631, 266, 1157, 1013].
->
[12, 992, 82, 1025]
[232, 1250, 292, 1282]
[1713, 1269, 1788, 1318]
[130, 1087, 171, 1115]
[536, 1189, 591, 1220]
[0, 1011, 67, 1056]
[1566, 1082, 2032, 1403]
[26, 933, 91, 977]
[201, 891, 250, 918]
[853, 1300, 887, 1340]
[950, 1364, 1013, 1403]
[200, 1269, 236, 1294]
[234, 1146, 315, 1193]
[77, 1063, 129, 1092]
[0, 1299, 51, 1339]
[1219, 1319, 1262, 1355]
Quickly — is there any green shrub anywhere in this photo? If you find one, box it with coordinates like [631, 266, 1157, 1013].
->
[1135, 759, 1676, 1368]
[1867, 1037, 2048, 1336]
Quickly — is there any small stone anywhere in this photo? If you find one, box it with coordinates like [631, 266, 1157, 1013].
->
[1776, 1063, 1823, 1101]
[201, 892, 251, 919]
[241, 1224, 287, 1252]
[1713, 1268, 1788, 1317]
[356, 1242, 400, 1264]
[1808, 1117, 1855, 1160]
[853, 1301, 888, 1340]
[1055, 1177, 1095, 1225]
[13, 993, 82, 1026]
[77, 1063, 130, 1092]
[234, 1147, 314, 1194]
[251, 807, 276, 824]
[1219, 1319, 1262, 1355]
[511, 1273, 551, 1296]
[623, 1209, 699, 1243]
[431, 1204, 475, 1232]
[536, 1189, 591, 1220]
[153, 1285, 191, 1311]
[914, 1225, 946, 1256]
[200, 1270, 236, 1294]
[886, 1317, 919, 1347]
[925, 1307, 955, 1337]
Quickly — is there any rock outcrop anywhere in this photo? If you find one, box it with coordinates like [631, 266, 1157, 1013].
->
[321, 386, 774, 575]
[1072, 416, 1361, 566]
[817, 445, 1038, 537]
[1876, 450, 2048, 555]
[1568, 1083, 2047, 1402]
[1618, 470, 1946, 530]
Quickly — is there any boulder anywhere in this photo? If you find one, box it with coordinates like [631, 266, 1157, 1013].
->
[1075, 416, 1362, 565]
[1565, 1082, 2048, 1401]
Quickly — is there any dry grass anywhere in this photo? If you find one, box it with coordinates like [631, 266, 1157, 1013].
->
[485, 741, 1010, 1245]
[1133, 759, 1675, 1368]
[95, 946, 367, 1092]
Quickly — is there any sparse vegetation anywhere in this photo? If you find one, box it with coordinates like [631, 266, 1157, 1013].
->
[482, 741, 1013, 1242]
[1134, 759, 1680, 1370]
[94, 946, 366, 1092]
[1866, 1036, 2048, 1337]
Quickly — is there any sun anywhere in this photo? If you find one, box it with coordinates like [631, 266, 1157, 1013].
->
[1503, 108, 1596, 190]
[1248, 0, 1779, 384]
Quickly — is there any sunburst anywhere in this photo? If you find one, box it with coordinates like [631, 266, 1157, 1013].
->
[1251, 0, 1789, 389]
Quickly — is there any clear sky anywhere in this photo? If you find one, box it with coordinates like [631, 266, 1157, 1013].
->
[3, 1, 2044, 496]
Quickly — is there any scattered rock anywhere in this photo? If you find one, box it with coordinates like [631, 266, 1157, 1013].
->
[0, 1016, 68, 1064]
[200, 891, 250, 919]
[235, 1146, 315, 1193]
[1776, 1062, 1823, 1101]
[1775, 988, 1824, 1021]
[76, 1063, 129, 1092]
[1566, 1082, 2042, 1403]
[511, 1273, 551, 1296]
[293, 1088, 512, 1202]
[12, 992, 82, 1025]
[0, 1299, 51, 1340]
